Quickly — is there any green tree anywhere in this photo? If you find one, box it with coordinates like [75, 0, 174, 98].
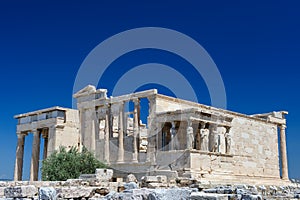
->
[41, 146, 107, 181]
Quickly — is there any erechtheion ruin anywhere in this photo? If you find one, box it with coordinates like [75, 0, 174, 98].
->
[14, 107, 80, 181]
[14, 85, 289, 185]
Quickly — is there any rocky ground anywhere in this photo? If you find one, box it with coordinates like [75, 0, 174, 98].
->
[1, 169, 299, 200]
[1, 183, 300, 200]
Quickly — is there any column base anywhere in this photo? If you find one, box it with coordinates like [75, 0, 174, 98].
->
[132, 152, 138, 163]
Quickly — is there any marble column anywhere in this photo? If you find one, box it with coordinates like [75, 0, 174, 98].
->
[42, 130, 48, 160]
[91, 109, 98, 153]
[47, 126, 56, 157]
[147, 95, 156, 163]
[117, 102, 124, 163]
[280, 124, 289, 180]
[30, 130, 41, 181]
[132, 98, 140, 163]
[14, 133, 26, 181]
[104, 106, 110, 164]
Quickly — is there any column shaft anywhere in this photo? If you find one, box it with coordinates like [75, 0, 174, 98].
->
[280, 125, 289, 180]
[47, 127, 56, 157]
[91, 109, 97, 152]
[117, 102, 124, 163]
[146, 95, 156, 163]
[14, 133, 25, 181]
[30, 130, 40, 181]
[43, 137, 48, 160]
[104, 107, 110, 163]
[132, 99, 139, 163]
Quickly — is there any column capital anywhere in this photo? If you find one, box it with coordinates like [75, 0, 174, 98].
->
[32, 129, 39, 134]
[280, 124, 287, 129]
[17, 132, 26, 137]
[147, 95, 156, 110]
[132, 97, 140, 104]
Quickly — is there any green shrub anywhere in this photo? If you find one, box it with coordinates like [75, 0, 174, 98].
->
[41, 146, 107, 181]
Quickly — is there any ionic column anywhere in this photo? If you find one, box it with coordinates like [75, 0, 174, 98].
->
[14, 133, 26, 181]
[147, 95, 156, 163]
[30, 130, 40, 181]
[47, 126, 56, 157]
[280, 124, 289, 180]
[186, 120, 194, 150]
[104, 105, 110, 164]
[42, 130, 48, 160]
[117, 102, 124, 163]
[132, 98, 140, 163]
[91, 109, 97, 153]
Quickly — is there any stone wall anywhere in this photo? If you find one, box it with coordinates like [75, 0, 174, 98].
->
[153, 94, 282, 183]
[230, 117, 280, 178]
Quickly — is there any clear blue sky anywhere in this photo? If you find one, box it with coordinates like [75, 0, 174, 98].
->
[0, 1, 299, 180]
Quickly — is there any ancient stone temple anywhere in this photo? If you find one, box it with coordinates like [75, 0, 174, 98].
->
[14, 85, 289, 185]
[14, 107, 80, 181]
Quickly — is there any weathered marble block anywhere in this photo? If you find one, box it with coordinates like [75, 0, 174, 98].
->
[4, 185, 37, 198]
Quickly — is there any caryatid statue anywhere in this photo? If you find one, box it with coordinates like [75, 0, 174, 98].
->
[200, 128, 209, 151]
[187, 123, 194, 150]
[225, 129, 231, 154]
[217, 126, 227, 154]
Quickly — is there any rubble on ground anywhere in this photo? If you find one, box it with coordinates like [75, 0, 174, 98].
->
[0, 169, 299, 200]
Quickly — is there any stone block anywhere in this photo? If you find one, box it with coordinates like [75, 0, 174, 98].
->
[142, 176, 158, 183]
[126, 174, 137, 183]
[109, 182, 122, 192]
[79, 174, 97, 180]
[190, 192, 229, 200]
[95, 169, 113, 182]
[0, 182, 8, 187]
[94, 187, 110, 196]
[0, 187, 4, 197]
[149, 188, 195, 200]
[38, 187, 56, 200]
[63, 179, 83, 186]
[56, 187, 93, 199]
[4, 185, 37, 198]
[157, 176, 167, 184]
[147, 182, 168, 188]
[177, 178, 194, 187]
[150, 170, 178, 181]
[124, 182, 138, 190]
